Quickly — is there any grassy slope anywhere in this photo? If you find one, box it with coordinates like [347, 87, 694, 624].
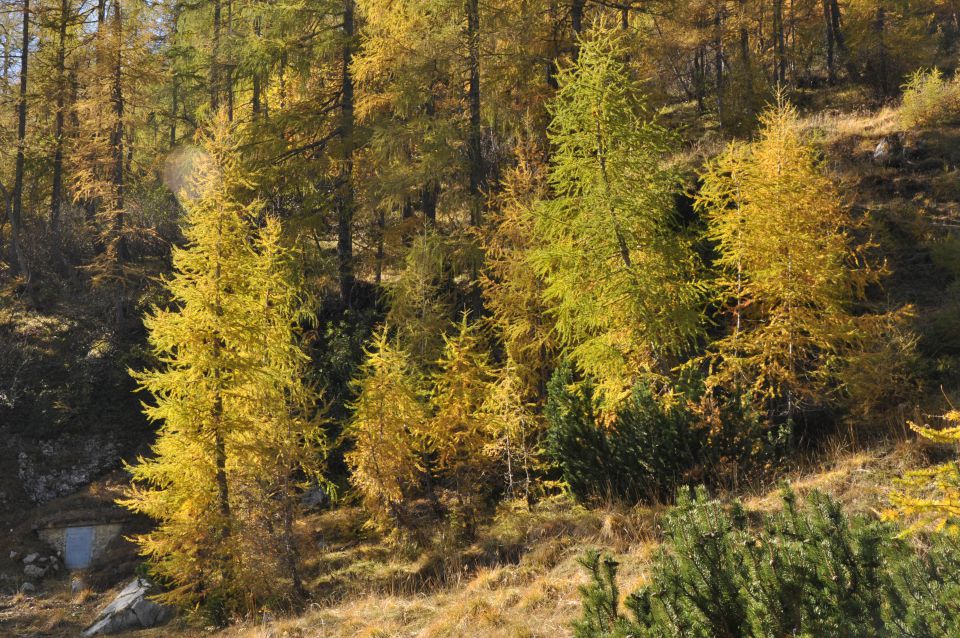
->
[3, 437, 925, 638]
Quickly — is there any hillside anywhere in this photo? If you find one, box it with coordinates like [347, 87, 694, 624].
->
[3, 96, 960, 634]
[5, 1, 960, 635]
[0, 437, 940, 638]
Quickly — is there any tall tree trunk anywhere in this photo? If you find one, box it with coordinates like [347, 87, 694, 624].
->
[740, 1, 753, 97]
[875, 4, 889, 96]
[111, 0, 125, 263]
[169, 4, 181, 148]
[211, 0, 221, 111]
[466, 0, 482, 227]
[715, 4, 724, 124]
[545, 0, 560, 88]
[420, 93, 439, 226]
[773, 0, 786, 84]
[10, 0, 30, 282]
[170, 78, 179, 148]
[50, 0, 69, 247]
[336, 0, 355, 306]
[225, 0, 233, 120]
[251, 13, 262, 118]
[571, 0, 585, 60]
[822, 0, 835, 83]
[212, 217, 231, 555]
[828, 0, 859, 81]
[694, 45, 706, 113]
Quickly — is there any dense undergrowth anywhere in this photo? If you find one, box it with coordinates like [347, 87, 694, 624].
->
[575, 486, 960, 638]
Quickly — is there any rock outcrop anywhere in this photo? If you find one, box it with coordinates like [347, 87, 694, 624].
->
[82, 578, 173, 636]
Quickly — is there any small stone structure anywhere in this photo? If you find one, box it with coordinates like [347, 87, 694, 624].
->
[34, 507, 129, 570]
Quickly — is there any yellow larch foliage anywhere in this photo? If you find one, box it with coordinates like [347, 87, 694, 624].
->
[890, 410, 960, 534]
[344, 328, 428, 529]
[481, 138, 557, 400]
[697, 97, 878, 419]
[427, 314, 497, 512]
[119, 113, 324, 615]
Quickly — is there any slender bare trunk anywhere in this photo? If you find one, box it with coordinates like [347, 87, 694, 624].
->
[211, 0, 221, 111]
[225, 0, 233, 120]
[715, 5, 724, 123]
[875, 4, 889, 96]
[50, 0, 69, 246]
[822, 0, 835, 83]
[571, 0, 585, 60]
[773, 0, 786, 84]
[10, 0, 30, 283]
[251, 13, 262, 118]
[466, 0, 482, 227]
[111, 0, 125, 260]
[337, 0, 355, 306]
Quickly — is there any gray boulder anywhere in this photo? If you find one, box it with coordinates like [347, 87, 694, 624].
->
[23, 564, 46, 579]
[300, 485, 328, 510]
[873, 134, 904, 166]
[19, 581, 36, 594]
[82, 578, 173, 636]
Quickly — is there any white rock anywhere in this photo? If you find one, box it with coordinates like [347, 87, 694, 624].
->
[22, 553, 38, 564]
[82, 578, 173, 637]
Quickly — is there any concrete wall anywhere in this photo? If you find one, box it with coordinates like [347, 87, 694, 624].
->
[38, 523, 123, 567]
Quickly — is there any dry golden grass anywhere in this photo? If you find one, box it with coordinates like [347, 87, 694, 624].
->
[801, 105, 901, 144]
[232, 438, 943, 638]
[194, 437, 939, 638]
[72, 587, 96, 605]
[1, 436, 939, 638]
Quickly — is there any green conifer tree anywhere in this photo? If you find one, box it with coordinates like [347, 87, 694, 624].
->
[530, 24, 702, 412]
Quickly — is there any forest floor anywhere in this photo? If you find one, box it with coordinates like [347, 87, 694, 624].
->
[0, 434, 940, 638]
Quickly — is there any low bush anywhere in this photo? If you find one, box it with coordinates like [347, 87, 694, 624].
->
[900, 68, 960, 129]
[690, 390, 790, 489]
[544, 365, 696, 503]
[574, 487, 960, 638]
[544, 365, 789, 503]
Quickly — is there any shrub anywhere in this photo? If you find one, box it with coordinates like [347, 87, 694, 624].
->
[575, 487, 960, 638]
[691, 389, 790, 489]
[544, 365, 695, 503]
[900, 68, 960, 129]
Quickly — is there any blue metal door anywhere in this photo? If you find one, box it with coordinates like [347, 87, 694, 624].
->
[64, 526, 94, 569]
